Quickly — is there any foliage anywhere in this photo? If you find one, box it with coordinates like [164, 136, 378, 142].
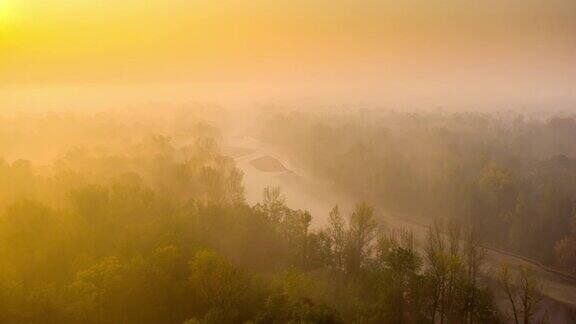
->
[0, 111, 513, 323]
[260, 110, 576, 270]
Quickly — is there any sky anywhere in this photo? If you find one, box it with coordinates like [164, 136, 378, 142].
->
[0, 0, 575, 107]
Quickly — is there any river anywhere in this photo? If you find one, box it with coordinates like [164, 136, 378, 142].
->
[226, 132, 576, 322]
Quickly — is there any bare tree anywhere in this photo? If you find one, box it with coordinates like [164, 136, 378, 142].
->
[345, 202, 378, 276]
[498, 264, 543, 324]
[424, 220, 465, 324]
[327, 205, 346, 271]
[462, 227, 486, 324]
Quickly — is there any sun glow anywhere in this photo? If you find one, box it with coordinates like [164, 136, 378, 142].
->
[0, 0, 574, 106]
[0, 0, 11, 22]
[0, 0, 18, 32]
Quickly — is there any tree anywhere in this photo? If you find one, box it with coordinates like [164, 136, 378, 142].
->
[188, 251, 259, 322]
[554, 215, 576, 273]
[498, 264, 543, 324]
[64, 257, 124, 323]
[257, 269, 342, 324]
[345, 203, 378, 276]
[379, 230, 425, 323]
[462, 227, 490, 324]
[555, 235, 576, 272]
[281, 209, 313, 267]
[225, 166, 246, 205]
[257, 186, 287, 223]
[327, 205, 346, 272]
[424, 220, 464, 323]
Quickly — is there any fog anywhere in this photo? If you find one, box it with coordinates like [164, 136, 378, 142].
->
[2, 79, 575, 115]
[2, 0, 576, 323]
[1, 98, 576, 322]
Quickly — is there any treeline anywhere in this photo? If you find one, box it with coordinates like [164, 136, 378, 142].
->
[0, 111, 543, 323]
[259, 110, 576, 272]
[0, 106, 225, 163]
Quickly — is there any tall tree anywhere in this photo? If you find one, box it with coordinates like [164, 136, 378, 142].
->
[327, 205, 346, 272]
[498, 264, 543, 324]
[345, 202, 378, 276]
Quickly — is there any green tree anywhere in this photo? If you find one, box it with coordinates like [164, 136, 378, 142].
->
[188, 251, 260, 322]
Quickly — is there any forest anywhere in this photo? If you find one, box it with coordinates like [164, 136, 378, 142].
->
[260, 109, 576, 272]
[2, 0, 574, 322]
[0, 108, 555, 323]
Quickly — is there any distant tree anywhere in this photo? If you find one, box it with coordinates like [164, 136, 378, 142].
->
[554, 215, 576, 273]
[555, 235, 576, 273]
[257, 186, 287, 223]
[225, 167, 246, 204]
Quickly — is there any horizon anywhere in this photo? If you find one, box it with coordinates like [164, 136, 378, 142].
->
[1, 0, 575, 110]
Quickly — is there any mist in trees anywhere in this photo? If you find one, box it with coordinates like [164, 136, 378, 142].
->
[259, 109, 576, 274]
[0, 108, 560, 323]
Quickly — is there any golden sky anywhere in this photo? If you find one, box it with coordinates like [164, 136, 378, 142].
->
[0, 0, 575, 105]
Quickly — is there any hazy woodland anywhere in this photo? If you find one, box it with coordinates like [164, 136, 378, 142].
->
[2, 0, 576, 323]
[0, 105, 573, 323]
